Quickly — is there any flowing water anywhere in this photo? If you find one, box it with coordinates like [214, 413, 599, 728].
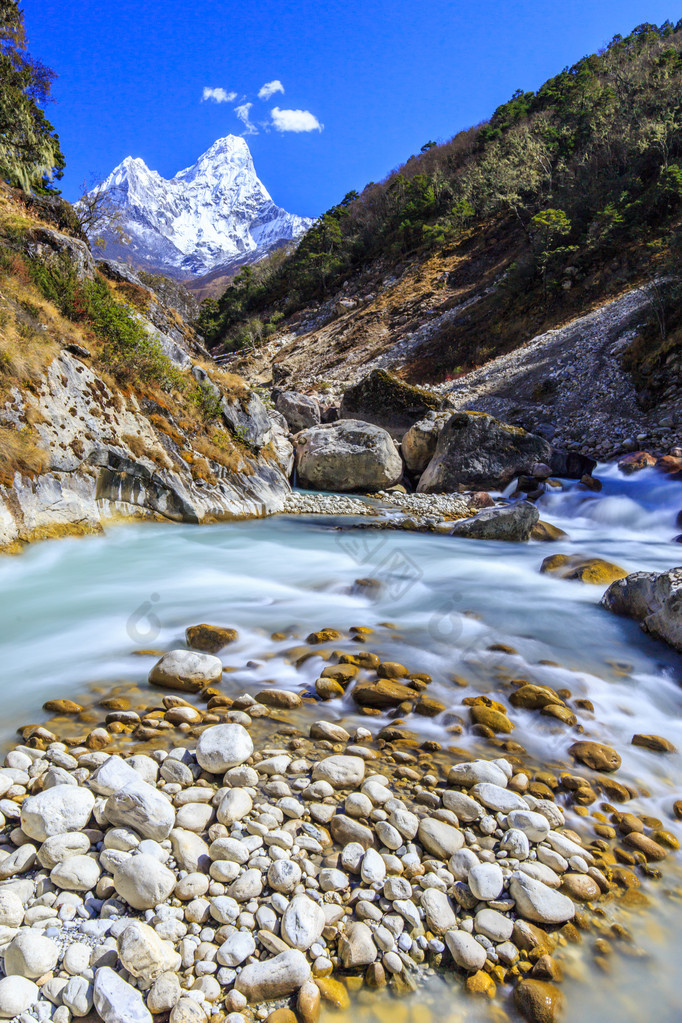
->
[1, 464, 682, 1021]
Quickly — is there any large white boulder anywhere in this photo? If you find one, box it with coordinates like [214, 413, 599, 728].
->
[104, 777, 175, 841]
[294, 420, 403, 493]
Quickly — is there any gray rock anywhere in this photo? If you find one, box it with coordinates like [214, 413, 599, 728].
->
[104, 778, 175, 841]
[509, 871, 576, 924]
[196, 724, 254, 774]
[281, 895, 325, 951]
[445, 930, 486, 972]
[51, 854, 101, 892]
[62, 976, 94, 1017]
[339, 370, 446, 438]
[475, 908, 514, 942]
[4, 932, 59, 979]
[20, 785, 94, 842]
[442, 790, 484, 821]
[468, 862, 504, 902]
[93, 967, 152, 1023]
[113, 854, 176, 910]
[506, 809, 550, 843]
[470, 783, 527, 813]
[449, 502, 539, 542]
[149, 650, 223, 693]
[235, 949, 311, 1002]
[221, 391, 272, 450]
[601, 568, 682, 652]
[216, 788, 253, 825]
[447, 760, 509, 788]
[418, 412, 552, 492]
[217, 932, 256, 968]
[294, 420, 403, 493]
[339, 921, 377, 967]
[313, 754, 365, 789]
[276, 391, 321, 433]
[420, 889, 458, 935]
[418, 818, 464, 858]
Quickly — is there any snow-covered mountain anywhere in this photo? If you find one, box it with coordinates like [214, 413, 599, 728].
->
[90, 136, 313, 279]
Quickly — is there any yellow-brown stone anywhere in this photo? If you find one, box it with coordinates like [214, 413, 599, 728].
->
[315, 978, 350, 1009]
[186, 624, 238, 653]
[540, 554, 627, 585]
[514, 979, 564, 1023]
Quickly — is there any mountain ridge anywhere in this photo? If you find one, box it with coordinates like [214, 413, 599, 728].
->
[90, 135, 313, 281]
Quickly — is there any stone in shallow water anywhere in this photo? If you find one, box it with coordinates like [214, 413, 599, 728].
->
[568, 741, 621, 773]
[514, 978, 564, 1023]
[470, 782, 528, 813]
[149, 649, 223, 692]
[185, 624, 238, 653]
[312, 755, 365, 789]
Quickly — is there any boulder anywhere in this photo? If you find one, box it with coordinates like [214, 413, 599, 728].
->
[220, 390, 272, 450]
[618, 451, 657, 474]
[549, 449, 596, 480]
[402, 412, 451, 472]
[601, 568, 682, 652]
[418, 412, 552, 492]
[149, 650, 223, 692]
[450, 502, 539, 542]
[93, 967, 152, 1023]
[568, 741, 621, 773]
[276, 391, 321, 433]
[20, 785, 94, 842]
[235, 949, 311, 1002]
[196, 724, 254, 773]
[294, 420, 402, 492]
[339, 369, 446, 438]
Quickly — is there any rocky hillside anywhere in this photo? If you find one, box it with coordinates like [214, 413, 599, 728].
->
[201, 23, 682, 457]
[0, 184, 293, 552]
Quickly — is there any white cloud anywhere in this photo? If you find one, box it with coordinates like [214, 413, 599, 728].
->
[202, 87, 237, 104]
[234, 102, 258, 135]
[258, 79, 285, 101]
[270, 107, 323, 133]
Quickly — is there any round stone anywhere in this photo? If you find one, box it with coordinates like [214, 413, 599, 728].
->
[4, 932, 60, 979]
[0, 977, 39, 1018]
[20, 785, 94, 842]
[113, 854, 176, 910]
[51, 854, 101, 892]
[468, 862, 504, 902]
[445, 930, 487, 972]
[196, 725, 254, 774]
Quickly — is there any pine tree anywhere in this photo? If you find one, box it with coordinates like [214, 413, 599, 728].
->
[0, 0, 64, 191]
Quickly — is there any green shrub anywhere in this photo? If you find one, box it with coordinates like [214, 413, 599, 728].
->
[28, 255, 181, 389]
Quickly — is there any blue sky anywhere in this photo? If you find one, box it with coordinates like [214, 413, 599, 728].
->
[25, 1, 681, 217]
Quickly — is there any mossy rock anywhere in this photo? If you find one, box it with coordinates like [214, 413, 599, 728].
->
[540, 554, 627, 585]
[185, 624, 238, 653]
[339, 369, 446, 438]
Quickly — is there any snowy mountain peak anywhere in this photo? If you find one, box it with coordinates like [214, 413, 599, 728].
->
[91, 137, 313, 280]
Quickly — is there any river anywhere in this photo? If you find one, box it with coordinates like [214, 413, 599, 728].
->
[0, 464, 681, 1021]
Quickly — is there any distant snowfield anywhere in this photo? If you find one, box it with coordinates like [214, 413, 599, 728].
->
[90, 135, 313, 279]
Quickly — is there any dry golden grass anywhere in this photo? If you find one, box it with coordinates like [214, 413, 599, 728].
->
[0, 425, 48, 485]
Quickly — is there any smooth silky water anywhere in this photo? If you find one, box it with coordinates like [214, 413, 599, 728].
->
[1, 465, 682, 1022]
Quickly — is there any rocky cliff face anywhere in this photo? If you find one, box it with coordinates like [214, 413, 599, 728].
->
[0, 185, 292, 552]
[90, 136, 313, 279]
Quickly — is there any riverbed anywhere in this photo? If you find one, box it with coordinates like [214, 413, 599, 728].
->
[1, 465, 681, 1021]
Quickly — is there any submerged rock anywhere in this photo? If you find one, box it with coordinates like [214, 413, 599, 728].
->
[541, 554, 627, 585]
[149, 650, 223, 692]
